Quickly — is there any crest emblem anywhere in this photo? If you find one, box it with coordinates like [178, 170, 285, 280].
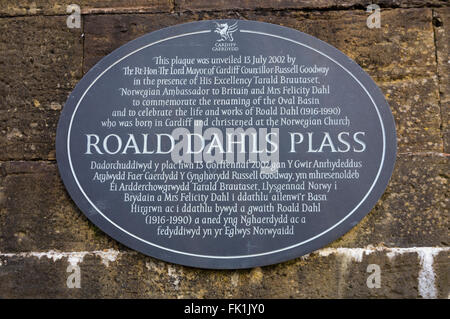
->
[214, 22, 238, 42]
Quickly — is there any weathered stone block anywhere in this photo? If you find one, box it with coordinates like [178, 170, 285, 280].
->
[331, 154, 448, 248]
[434, 8, 449, 152]
[175, 0, 449, 11]
[0, 161, 120, 253]
[241, 9, 437, 83]
[1, 247, 446, 298]
[341, 252, 422, 298]
[0, 16, 83, 161]
[0, 254, 72, 298]
[435, 250, 450, 298]
[83, 13, 195, 73]
[1, 0, 448, 17]
[380, 78, 442, 152]
[0, 0, 172, 17]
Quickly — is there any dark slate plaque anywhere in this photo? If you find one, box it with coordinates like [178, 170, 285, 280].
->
[56, 20, 397, 269]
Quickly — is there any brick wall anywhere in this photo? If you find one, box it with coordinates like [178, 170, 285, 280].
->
[0, 0, 448, 298]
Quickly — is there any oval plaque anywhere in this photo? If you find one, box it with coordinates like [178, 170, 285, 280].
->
[56, 20, 397, 269]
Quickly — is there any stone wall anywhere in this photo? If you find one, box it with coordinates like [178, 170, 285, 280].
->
[0, 0, 448, 298]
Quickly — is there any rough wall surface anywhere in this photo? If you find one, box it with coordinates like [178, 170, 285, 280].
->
[0, 0, 448, 298]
